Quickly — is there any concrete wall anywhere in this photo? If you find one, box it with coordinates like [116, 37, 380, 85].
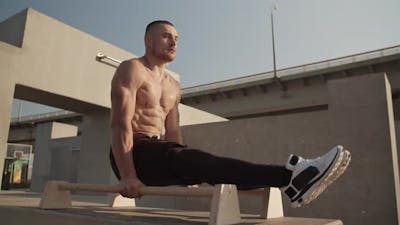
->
[174, 73, 399, 225]
[185, 77, 329, 119]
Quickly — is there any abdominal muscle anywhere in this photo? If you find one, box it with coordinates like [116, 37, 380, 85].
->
[132, 105, 166, 137]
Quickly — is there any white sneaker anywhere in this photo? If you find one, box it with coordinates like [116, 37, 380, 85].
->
[281, 145, 351, 207]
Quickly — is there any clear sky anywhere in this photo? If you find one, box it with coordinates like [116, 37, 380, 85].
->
[1, 0, 399, 117]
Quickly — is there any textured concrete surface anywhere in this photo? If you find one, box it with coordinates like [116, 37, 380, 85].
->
[0, 190, 342, 225]
[178, 73, 400, 225]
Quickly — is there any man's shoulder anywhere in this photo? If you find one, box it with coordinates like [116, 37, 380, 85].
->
[165, 70, 180, 83]
[119, 58, 144, 71]
[165, 70, 181, 88]
[116, 58, 146, 78]
[113, 58, 146, 87]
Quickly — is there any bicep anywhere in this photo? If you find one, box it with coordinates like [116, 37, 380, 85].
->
[111, 86, 136, 126]
[111, 61, 141, 126]
[165, 92, 182, 132]
[165, 105, 180, 130]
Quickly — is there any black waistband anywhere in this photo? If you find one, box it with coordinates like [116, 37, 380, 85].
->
[133, 133, 160, 140]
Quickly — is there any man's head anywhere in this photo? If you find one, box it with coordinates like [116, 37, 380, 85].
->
[145, 20, 175, 35]
[144, 20, 178, 63]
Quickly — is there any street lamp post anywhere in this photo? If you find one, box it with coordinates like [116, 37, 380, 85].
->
[270, 3, 286, 91]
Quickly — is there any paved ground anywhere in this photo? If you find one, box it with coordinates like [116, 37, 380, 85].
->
[0, 190, 342, 225]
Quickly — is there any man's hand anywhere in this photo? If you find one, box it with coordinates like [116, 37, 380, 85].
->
[119, 177, 145, 198]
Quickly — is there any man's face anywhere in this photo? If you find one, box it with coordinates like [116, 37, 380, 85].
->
[147, 24, 179, 62]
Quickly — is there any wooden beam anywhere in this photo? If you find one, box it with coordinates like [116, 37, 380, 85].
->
[39, 181, 243, 225]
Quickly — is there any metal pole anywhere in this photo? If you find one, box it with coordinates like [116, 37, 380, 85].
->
[96, 52, 121, 64]
[270, 4, 286, 91]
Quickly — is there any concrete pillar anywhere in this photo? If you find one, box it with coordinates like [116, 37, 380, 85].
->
[324, 73, 400, 225]
[48, 136, 81, 183]
[30, 122, 77, 192]
[396, 120, 400, 173]
[0, 82, 14, 190]
[77, 110, 112, 185]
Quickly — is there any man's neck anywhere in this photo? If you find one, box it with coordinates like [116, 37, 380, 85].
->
[141, 55, 166, 76]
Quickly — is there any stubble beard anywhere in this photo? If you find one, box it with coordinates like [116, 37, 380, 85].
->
[154, 49, 175, 63]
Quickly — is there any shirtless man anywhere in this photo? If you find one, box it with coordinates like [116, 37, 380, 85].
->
[110, 20, 351, 207]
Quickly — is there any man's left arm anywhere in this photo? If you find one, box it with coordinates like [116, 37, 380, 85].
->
[164, 88, 183, 144]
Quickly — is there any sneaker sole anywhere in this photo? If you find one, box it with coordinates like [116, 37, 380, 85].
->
[298, 149, 351, 206]
[304, 149, 351, 204]
[291, 146, 348, 207]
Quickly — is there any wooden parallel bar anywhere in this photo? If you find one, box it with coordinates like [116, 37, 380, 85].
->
[58, 183, 215, 197]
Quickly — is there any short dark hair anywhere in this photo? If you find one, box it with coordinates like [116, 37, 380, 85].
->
[145, 20, 175, 34]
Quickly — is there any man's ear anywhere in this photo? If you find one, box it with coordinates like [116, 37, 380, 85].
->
[144, 34, 152, 49]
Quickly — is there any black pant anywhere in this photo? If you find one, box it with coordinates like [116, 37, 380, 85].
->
[109, 136, 291, 190]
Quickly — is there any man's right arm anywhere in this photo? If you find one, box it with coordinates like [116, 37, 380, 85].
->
[110, 60, 144, 198]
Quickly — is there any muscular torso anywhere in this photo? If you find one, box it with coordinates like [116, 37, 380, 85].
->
[131, 61, 179, 137]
